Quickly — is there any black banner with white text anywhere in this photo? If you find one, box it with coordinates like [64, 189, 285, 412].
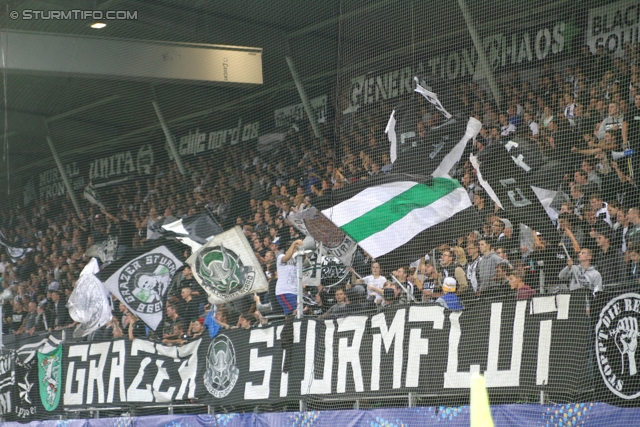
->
[7, 290, 640, 421]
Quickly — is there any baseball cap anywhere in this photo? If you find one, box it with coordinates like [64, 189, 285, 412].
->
[442, 277, 457, 292]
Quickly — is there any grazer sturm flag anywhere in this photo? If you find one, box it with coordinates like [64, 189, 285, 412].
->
[98, 245, 183, 331]
[37, 345, 62, 412]
[314, 174, 481, 266]
[83, 183, 105, 209]
[288, 207, 357, 267]
[67, 258, 112, 338]
[186, 226, 268, 304]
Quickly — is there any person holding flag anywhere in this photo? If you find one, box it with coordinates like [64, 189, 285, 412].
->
[275, 239, 304, 315]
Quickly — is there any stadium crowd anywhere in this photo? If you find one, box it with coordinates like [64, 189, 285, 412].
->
[1, 43, 640, 343]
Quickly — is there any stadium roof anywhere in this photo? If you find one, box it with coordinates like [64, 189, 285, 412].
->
[0, 0, 584, 189]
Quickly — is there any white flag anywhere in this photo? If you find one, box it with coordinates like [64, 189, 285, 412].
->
[67, 258, 112, 338]
[187, 226, 268, 304]
[386, 110, 398, 163]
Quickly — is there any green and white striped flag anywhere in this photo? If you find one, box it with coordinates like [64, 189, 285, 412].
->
[314, 174, 480, 265]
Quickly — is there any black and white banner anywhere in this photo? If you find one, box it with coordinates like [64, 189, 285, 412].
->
[63, 338, 202, 406]
[170, 119, 260, 158]
[274, 96, 327, 128]
[0, 352, 14, 417]
[587, 0, 640, 56]
[5, 290, 640, 421]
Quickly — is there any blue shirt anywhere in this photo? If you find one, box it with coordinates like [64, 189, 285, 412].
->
[438, 293, 464, 311]
[204, 310, 221, 338]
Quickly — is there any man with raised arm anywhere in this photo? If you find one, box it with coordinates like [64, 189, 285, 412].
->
[558, 248, 602, 293]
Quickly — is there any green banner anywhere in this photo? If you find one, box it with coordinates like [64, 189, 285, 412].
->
[37, 345, 62, 411]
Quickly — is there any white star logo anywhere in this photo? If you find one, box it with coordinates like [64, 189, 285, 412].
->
[18, 374, 33, 404]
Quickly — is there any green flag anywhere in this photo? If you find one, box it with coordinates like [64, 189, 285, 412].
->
[38, 345, 62, 411]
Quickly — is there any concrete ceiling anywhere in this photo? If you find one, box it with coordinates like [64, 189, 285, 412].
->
[0, 0, 602, 190]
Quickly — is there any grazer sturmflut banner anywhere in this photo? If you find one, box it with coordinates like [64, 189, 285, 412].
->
[6, 290, 640, 422]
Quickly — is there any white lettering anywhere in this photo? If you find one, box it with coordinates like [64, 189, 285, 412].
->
[370, 310, 405, 390]
[484, 301, 527, 387]
[406, 306, 445, 387]
[336, 316, 366, 393]
[245, 328, 274, 400]
[86, 342, 110, 404]
[64, 345, 89, 405]
[127, 340, 155, 402]
[107, 340, 127, 403]
[176, 339, 200, 400]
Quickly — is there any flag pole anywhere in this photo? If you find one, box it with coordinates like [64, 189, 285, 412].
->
[285, 56, 322, 139]
[45, 134, 82, 217]
[152, 101, 187, 176]
[391, 275, 416, 302]
[296, 248, 305, 319]
[457, 0, 502, 109]
[561, 242, 583, 287]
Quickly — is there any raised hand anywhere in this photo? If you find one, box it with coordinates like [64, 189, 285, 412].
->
[615, 316, 638, 376]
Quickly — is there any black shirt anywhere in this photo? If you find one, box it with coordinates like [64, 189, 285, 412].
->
[11, 309, 26, 331]
[129, 319, 147, 338]
[178, 299, 200, 321]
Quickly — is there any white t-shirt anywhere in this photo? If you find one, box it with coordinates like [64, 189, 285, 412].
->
[275, 253, 298, 295]
[363, 274, 387, 301]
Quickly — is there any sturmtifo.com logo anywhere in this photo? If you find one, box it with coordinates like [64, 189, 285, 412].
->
[596, 293, 640, 399]
[204, 335, 239, 398]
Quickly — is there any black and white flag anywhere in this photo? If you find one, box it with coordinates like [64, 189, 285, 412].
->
[0, 231, 33, 263]
[156, 211, 224, 251]
[98, 245, 183, 331]
[471, 139, 558, 239]
[387, 77, 480, 177]
[84, 236, 118, 263]
[287, 207, 357, 267]
[67, 258, 112, 338]
[83, 183, 105, 209]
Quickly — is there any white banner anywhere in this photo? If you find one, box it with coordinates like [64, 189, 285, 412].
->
[187, 226, 269, 304]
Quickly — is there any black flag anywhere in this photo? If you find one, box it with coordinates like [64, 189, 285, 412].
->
[471, 139, 558, 239]
[388, 76, 480, 177]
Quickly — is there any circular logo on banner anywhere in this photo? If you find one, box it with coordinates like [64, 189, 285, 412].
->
[595, 292, 640, 399]
[195, 245, 255, 299]
[204, 335, 239, 398]
[124, 257, 176, 314]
